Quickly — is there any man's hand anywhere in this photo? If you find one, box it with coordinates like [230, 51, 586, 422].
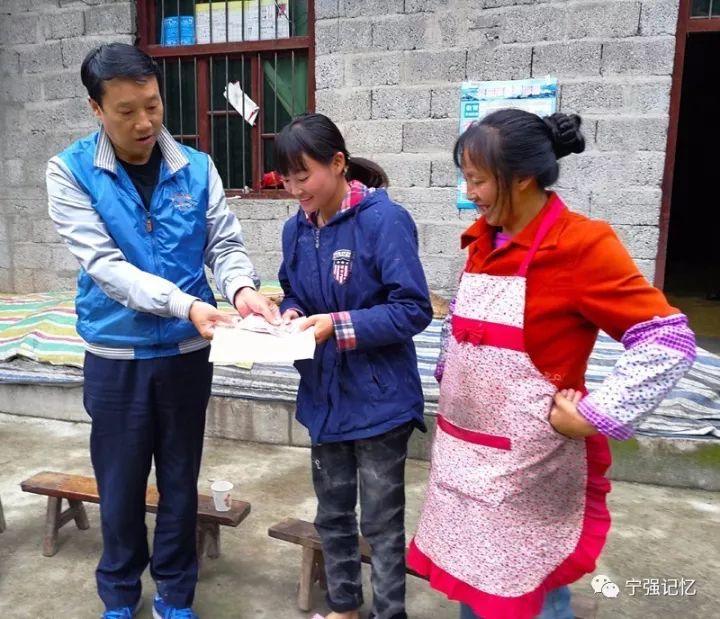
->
[549, 388, 598, 439]
[189, 301, 234, 340]
[300, 314, 334, 344]
[234, 287, 281, 325]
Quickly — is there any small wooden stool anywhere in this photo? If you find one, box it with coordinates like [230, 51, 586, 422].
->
[21, 471, 251, 566]
[269, 517, 599, 618]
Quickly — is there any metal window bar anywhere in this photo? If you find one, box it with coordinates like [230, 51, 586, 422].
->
[225, 55, 231, 188]
[274, 52, 278, 136]
[270, 51, 279, 191]
[209, 0, 213, 44]
[252, 52, 261, 189]
[241, 54, 247, 187]
[178, 58, 184, 143]
[193, 57, 198, 148]
[209, 57, 215, 161]
[225, 0, 229, 43]
[258, 0, 261, 40]
[162, 58, 168, 126]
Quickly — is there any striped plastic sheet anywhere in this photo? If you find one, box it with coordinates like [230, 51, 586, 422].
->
[0, 293, 718, 440]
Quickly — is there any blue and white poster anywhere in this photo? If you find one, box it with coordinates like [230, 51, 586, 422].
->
[457, 77, 558, 210]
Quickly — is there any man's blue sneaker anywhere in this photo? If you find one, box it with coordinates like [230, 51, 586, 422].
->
[101, 597, 142, 618]
[152, 594, 199, 619]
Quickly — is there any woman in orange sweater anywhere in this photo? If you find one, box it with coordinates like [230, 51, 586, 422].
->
[407, 110, 696, 619]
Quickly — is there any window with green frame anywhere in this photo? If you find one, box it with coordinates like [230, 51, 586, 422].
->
[137, 0, 313, 194]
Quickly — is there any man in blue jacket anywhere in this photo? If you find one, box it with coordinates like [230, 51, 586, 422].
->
[46, 43, 278, 619]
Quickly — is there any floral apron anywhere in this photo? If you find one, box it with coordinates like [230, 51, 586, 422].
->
[408, 201, 612, 619]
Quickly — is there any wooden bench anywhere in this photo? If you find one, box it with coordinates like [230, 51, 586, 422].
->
[21, 471, 251, 566]
[269, 518, 598, 619]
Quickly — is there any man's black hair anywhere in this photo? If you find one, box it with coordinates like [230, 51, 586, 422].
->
[81, 42, 162, 106]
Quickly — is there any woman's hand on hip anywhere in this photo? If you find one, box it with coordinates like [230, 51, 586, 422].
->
[301, 314, 334, 344]
[549, 389, 598, 439]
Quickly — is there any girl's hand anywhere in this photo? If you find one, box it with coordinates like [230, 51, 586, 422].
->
[549, 389, 598, 439]
[282, 309, 301, 324]
[189, 301, 235, 340]
[301, 314, 334, 344]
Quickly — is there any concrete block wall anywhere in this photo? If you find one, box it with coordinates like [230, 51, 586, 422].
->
[0, 0, 135, 293]
[0, 0, 679, 295]
[228, 198, 293, 285]
[315, 0, 681, 288]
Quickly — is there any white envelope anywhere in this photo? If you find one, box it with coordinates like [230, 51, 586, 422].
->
[209, 316, 315, 364]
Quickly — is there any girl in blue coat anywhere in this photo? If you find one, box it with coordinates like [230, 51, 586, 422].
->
[275, 113, 433, 619]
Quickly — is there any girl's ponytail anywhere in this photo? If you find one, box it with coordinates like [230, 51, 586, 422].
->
[347, 157, 389, 188]
[276, 113, 390, 188]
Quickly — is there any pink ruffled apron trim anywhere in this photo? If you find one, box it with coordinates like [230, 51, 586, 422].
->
[407, 433, 612, 619]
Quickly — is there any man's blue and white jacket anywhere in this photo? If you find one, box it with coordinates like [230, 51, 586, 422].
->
[47, 127, 258, 359]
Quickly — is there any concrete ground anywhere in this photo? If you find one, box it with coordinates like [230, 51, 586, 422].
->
[0, 413, 718, 619]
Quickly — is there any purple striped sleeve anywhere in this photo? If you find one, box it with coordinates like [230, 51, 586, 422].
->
[577, 399, 634, 441]
[577, 313, 696, 440]
[621, 313, 696, 361]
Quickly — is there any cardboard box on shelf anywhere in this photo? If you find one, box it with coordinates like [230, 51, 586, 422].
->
[195, 1, 242, 44]
[245, 0, 290, 40]
[195, 0, 290, 44]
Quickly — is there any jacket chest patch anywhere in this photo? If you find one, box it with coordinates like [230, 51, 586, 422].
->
[171, 192, 197, 211]
[332, 249, 353, 285]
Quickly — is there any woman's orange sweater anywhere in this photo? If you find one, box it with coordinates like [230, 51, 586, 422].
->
[459, 194, 678, 390]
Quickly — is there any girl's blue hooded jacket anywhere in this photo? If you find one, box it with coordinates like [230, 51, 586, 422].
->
[279, 188, 433, 444]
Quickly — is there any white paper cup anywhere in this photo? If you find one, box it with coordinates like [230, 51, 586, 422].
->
[210, 480, 233, 512]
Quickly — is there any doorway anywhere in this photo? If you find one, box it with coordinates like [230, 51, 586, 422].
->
[665, 31, 720, 353]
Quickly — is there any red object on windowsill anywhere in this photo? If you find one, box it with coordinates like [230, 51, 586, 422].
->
[262, 171, 283, 189]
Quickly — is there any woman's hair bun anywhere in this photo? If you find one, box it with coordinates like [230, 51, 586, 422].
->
[543, 113, 585, 159]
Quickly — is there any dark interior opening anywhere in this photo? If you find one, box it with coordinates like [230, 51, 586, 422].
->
[666, 32, 720, 352]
